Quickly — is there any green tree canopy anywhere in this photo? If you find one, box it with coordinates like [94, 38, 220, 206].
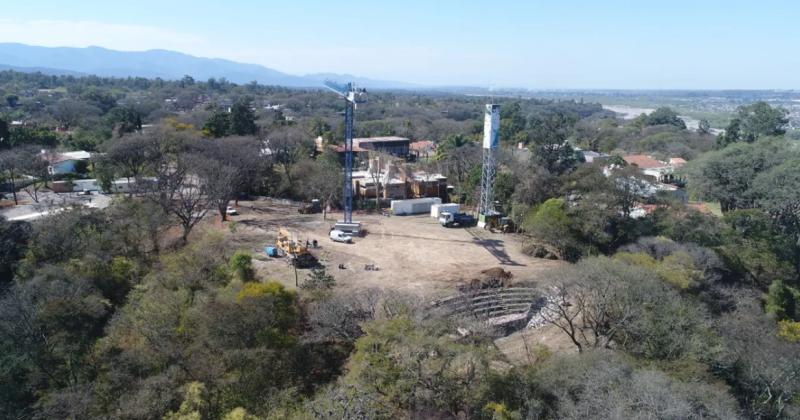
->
[645, 107, 686, 129]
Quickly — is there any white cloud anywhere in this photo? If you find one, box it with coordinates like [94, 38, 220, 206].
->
[0, 19, 207, 53]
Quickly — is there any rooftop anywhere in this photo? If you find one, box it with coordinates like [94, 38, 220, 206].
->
[410, 140, 435, 151]
[623, 154, 668, 169]
[354, 136, 410, 144]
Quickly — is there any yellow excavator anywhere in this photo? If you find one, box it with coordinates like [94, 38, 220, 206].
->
[276, 228, 309, 255]
[276, 228, 316, 267]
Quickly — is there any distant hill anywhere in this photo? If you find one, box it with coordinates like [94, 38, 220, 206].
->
[0, 63, 86, 77]
[0, 43, 417, 89]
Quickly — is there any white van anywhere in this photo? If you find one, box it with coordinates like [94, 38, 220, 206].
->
[329, 229, 353, 243]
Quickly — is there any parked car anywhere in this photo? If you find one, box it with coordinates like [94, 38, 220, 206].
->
[329, 229, 353, 243]
[226, 206, 239, 216]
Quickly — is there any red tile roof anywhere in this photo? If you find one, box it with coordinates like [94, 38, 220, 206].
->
[623, 155, 667, 169]
[410, 140, 435, 151]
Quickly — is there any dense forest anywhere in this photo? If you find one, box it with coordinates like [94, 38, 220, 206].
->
[1, 70, 799, 419]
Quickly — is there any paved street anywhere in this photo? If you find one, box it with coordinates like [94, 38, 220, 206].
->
[1, 191, 112, 221]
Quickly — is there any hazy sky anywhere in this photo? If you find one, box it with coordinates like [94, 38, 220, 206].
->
[1, 0, 798, 89]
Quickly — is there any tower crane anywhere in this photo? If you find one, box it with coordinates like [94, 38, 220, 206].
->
[324, 81, 366, 232]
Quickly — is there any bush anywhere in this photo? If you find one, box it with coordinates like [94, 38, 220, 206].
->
[229, 250, 256, 282]
[302, 267, 336, 290]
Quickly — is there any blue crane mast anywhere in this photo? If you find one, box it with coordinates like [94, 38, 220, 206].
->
[324, 81, 366, 225]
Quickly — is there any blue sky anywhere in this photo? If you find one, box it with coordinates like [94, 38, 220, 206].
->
[1, 0, 798, 89]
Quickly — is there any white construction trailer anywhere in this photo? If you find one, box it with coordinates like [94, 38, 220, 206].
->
[390, 197, 442, 215]
[430, 203, 460, 218]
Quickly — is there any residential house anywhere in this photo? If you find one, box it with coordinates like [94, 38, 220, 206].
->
[622, 154, 679, 183]
[353, 136, 410, 157]
[42, 150, 92, 175]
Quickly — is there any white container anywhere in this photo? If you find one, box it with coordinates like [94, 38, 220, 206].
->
[390, 197, 442, 215]
[430, 203, 460, 218]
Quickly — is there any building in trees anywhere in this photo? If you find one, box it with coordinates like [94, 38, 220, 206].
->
[353, 136, 410, 157]
[621, 154, 685, 183]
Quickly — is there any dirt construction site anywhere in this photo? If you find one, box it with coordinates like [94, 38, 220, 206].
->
[213, 198, 576, 360]
[222, 198, 562, 297]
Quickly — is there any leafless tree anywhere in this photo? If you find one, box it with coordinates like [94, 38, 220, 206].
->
[16, 148, 50, 204]
[193, 136, 263, 221]
[293, 151, 342, 219]
[539, 258, 656, 353]
[267, 126, 313, 191]
[101, 133, 153, 196]
[306, 288, 383, 343]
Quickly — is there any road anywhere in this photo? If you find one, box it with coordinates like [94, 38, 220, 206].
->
[1, 191, 112, 221]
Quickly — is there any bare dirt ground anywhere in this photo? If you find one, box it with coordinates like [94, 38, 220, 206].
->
[198, 197, 569, 364]
[215, 198, 563, 299]
[494, 326, 578, 365]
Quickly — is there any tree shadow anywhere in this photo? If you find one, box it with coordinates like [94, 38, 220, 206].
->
[465, 229, 526, 266]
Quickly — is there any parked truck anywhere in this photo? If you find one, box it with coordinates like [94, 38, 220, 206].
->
[439, 211, 476, 228]
[298, 199, 321, 214]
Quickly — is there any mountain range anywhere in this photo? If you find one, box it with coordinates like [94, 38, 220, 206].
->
[0, 43, 420, 89]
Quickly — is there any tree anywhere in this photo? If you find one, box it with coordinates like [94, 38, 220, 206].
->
[194, 136, 263, 221]
[717, 117, 741, 148]
[5, 94, 19, 108]
[163, 381, 209, 420]
[0, 117, 8, 147]
[102, 133, 152, 194]
[737, 101, 789, 142]
[7, 126, 58, 149]
[51, 98, 100, 130]
[268, 126, 312, 192]
[436, 135, 480, 202]
[344, 316, 494, 417]
[203, 109, 231, 138]
[765, 280, 799, 321]
[229, 98, 258, 136]
[523, 198, 581, 261]
[644, 107, 686, 129]
[751, 158, 800, 269]
[19, 149, 50, 203]
[132, 128, 208, 244]
[294, 151, 342, 219]
[367, 153, 391, 209]
[528, 111, 578, 174]
[541, 257, 708, 359]
[196, 156, 238, 222]
[685, 137, 795, 212]
[106, 106, 143, 137]
[517, 350, 742, 420]
[229, 250, 256, 282]
[0, 217, 31, 285]
[715, 296, 800, 418]
[164, 155, 211, 244]
[302, 267, 336, 290]
[0, 148, 27, 204]
[698, 118, 712, 135]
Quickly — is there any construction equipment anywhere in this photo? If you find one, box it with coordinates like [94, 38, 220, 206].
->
[324, 80, 366, 232]
[298, 199, 321, 214]
[276, 228, 309, 256]
[439, 211, 477, 228]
